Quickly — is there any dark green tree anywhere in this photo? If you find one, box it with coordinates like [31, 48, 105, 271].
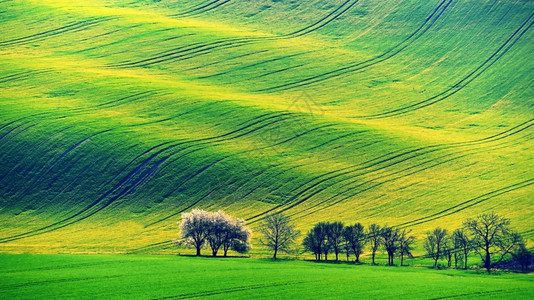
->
[512, 241, 532, 273]
[381, 226, 401, 266]
[343, 223, 366, 263]
[398, 229, 415, 266]
[326, 222, 345, 261]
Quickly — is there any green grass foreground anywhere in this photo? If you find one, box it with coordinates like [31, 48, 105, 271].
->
[0, 254, 532, 299]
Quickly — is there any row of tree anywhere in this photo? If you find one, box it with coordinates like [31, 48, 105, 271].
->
[177, 209, 251, 257]
[178, 210, 532, 273]
[301, 222, 415, 266]
[258, 212, 531, 273]
[424, 213, 526, 273]
[298, 213, 530, 273]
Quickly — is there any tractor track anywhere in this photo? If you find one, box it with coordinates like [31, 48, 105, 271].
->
[0, 18, 111, 47]
[359, 12, 534, 119]
[0, 112, 304, 242]
[246, 118, 533, 222]
[108, 0, 362, 68]
[256, 0, 454, 92]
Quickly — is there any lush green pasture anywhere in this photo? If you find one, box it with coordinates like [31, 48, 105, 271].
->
[0, 254, 532, 299]
[0, 0, 532, 253]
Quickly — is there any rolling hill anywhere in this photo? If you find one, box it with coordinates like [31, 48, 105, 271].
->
[0, 0, 532, 254]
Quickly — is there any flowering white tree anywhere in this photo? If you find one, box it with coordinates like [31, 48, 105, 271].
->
[222, 217, 252, 257]
[179, 209, 251, 257]
[179, 209, 213, 256]
[206, 211, 232, 256]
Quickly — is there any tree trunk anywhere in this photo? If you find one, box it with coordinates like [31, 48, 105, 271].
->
[454, 253, 458, 268]
[212, 248, 218, 257]
[401, 253, 404, 266]
[372, 251, 376, 265]
[464, 248, 468, 269]
[356, 254, 360, 263]
[223, 243, 230, 257]
[434, 258, 438, 268]
[436, 245, 440, 267]
[335, 251, 339, 261]
[196, 246, 201, 256]
[485, 244, 491, 273]
[273, 247, 278, 260]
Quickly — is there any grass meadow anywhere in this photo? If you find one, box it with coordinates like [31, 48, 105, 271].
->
[1, 254, 533, 299]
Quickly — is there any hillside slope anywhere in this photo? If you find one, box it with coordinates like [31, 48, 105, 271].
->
[0, 0, 532, 253]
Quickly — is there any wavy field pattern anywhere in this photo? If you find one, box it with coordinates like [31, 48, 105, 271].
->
[0, 0, 532, 253]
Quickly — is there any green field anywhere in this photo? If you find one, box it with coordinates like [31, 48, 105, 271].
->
[1, 0, 533, 297]
[0, 0, 532, 254]
[1, 254, 533, 299]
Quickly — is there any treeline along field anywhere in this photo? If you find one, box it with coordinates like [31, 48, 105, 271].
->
[0, 0, 532, 253]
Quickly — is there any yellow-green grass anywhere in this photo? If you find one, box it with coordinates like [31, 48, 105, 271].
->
[0, 0, 532, 254]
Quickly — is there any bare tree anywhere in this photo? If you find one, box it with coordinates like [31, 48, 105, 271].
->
[343, 231, 351, 262]
[452, 228, 470, 269]
[326, 222, 344, 261]
[424, 227, 448, 268]
[443, 238, 452, 268]
[382, 226, 400, 266]
[464, 213, 522, 273]
[398, 229, 415, 266]
[343, 223, 366, 263]
[368, 223, 382, 265]
[259, 213, 300, 260]
[179, 209, 213, 256]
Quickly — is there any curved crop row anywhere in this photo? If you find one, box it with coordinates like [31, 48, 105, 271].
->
[256, 0, 453, 92]
[246, 118, 533, 222]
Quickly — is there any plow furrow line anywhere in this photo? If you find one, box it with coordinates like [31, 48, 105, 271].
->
[360, 12, 534, 119]
[257, 0, 453, 92]
[247, 118, 533, 222]
[0, 18, 109, 47]
[111, 0, 362, 69]
[0, 113, 297, 241]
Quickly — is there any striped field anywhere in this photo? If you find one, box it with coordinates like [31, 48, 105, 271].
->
[0, 0, 532, 254]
